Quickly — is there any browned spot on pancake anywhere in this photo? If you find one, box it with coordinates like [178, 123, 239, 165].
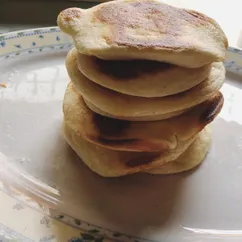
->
[200, 92, 224, 124]
[61, 8, 82, 22]
[94, 1, 214, 48]
[93, 113, 130, 136]
[185, 10, 212, 25]
[184, 10, 228, 48]
[126, 153, 159, 167]
[95, 58, 173, 79]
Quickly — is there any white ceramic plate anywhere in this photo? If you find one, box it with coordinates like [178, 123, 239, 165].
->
[0, 28, 242, 242]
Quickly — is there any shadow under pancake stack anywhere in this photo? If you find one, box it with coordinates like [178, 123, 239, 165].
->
[57, 0, 228, 177]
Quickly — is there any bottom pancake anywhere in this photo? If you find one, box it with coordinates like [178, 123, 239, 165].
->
[63, 120, 210, 177]
[147, 126, 211, 174]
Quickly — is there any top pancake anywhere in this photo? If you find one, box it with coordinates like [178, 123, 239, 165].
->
[57, 0, 228, 68]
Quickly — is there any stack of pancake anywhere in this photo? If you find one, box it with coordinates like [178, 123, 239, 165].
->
[57, 0, 228, 177]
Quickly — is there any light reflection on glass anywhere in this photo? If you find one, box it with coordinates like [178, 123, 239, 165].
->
[0, 152, 60, 205]
[220, 83, 242, 124]
[1, 64, 68, 103]
[183, 226, 242, 236]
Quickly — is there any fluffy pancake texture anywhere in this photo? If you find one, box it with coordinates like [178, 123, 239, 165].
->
[77, 50, 212, 97]
[63, 82, 223, 153]
[66, 49, 225, 121]
[57, 0, 228, 67]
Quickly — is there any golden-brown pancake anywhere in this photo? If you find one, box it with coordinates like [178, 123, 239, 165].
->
[83, 99, 188, 122]
[63, 121, 210, 177]
[57, 0, 228, 68]
[63, 81, 224, 153]
[77, 51, 212, 97]
[66, 49, 225, 121]
[147, 126, 211, 174]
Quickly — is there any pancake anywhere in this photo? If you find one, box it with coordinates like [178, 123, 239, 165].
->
[77, 51, 212, 97]
[63, 121, 210, 177]
[147, 126, 211, 174]
[57, 0, 228, 68]
[63, 81, 224, 152]
[66, 50, 225, 121]
[84, 99, 188, 121]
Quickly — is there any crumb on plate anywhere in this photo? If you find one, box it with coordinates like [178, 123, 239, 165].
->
[0, 83, 7, 88]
